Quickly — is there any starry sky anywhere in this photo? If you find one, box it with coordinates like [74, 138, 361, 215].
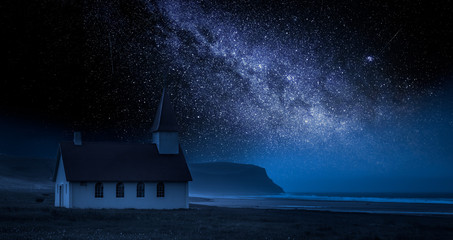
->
[2, 0, 453, 192]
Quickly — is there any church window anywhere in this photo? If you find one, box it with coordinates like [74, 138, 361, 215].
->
[157, 182, 165, 197]
[95, 182, 103, 198]
[137, 182, 145, 198]
[116, 182, 124, 198]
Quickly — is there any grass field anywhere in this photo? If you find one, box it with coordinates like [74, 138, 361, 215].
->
[1, 190, 453, 240]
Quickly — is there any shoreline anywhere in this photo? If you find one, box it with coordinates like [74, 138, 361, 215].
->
[190, 195, 453, 216]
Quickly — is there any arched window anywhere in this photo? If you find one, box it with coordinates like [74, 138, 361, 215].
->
[95, 182, 103, 198]
[157, 182, 165, 198]
[137, 182, 145, 198]
[116, 182, 124, 198]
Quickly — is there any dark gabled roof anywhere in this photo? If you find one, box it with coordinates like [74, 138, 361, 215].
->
[53, 142, 192, 182]
[151, 88, 179, 132]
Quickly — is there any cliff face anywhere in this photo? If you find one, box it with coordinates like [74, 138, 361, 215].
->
[189, 162, 284, 195]
[0, 153, 284, 195]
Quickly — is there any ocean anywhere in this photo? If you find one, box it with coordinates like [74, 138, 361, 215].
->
[275, 192, 453, 205]
[191, 192, 453, 215]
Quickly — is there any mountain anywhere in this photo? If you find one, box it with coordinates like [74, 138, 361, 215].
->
[0, 154, 53, 190]
[0, 153, 284, 195]
[189, 162, 284, 195]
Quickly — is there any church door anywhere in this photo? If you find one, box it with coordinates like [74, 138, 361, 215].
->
[59, 185, 63, 207]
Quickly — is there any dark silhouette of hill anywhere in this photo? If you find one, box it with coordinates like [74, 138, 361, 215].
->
[0, 154, 284, 195]
[189, 162, 284, 195]
[0, 154, 53, 190]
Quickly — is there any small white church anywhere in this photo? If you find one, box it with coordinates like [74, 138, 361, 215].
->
[53, 89, 192, 209]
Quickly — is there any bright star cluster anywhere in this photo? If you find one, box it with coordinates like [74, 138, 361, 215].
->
[134, 0, 444, 160]
[70, 0, 452, 180]
[3, 0, 451, 189]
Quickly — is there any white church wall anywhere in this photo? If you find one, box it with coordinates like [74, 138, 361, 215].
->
[153, 132, 179, 154]
[70, 181, 188, 209]
[54, 157, 70, 208]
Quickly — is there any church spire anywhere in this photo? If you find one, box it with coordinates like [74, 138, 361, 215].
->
[151, 88, 178, 132]
[151, 88, 179, 154]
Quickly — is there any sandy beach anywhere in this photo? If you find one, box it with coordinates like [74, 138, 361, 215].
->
[1, 190, 453, 240]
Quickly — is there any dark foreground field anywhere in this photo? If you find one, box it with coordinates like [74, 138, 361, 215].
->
[1, 190, 453, 240]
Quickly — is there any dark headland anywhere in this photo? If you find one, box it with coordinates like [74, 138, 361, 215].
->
[0, 154, 285, 195]
[189, 162, 284, 195]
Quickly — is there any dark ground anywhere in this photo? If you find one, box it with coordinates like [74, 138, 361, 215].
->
[1, 190, 453, 240]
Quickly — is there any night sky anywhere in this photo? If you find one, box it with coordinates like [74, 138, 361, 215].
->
[2, 0, 453, 192]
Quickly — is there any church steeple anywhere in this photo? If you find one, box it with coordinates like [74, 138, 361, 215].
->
[151, 88, 179, 154]
[151, 88, 178, 132]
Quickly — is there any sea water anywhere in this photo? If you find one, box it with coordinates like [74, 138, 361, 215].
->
[190, 192, 453, 214]
[272, 192, 453, 205]
[191, 192, 453, 204]
[260, 192, 453, 215]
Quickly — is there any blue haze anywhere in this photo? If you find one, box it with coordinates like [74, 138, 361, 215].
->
[1, 0, 452, 194]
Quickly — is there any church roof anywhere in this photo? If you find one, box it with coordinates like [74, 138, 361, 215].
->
[151, 88, 179, 132]
[53, 142, 192, 182]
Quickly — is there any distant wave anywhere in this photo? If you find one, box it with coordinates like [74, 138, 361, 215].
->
[190, 193, 453, 215]
[275, 206, 453, 215]
[261, 193, 453, 205]
[190, 193, 453, 204]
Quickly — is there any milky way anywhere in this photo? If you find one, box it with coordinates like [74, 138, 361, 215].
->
[145, 1, 438, 150]
[3, 0, 452, 191]
[123, 0, 452, 191]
